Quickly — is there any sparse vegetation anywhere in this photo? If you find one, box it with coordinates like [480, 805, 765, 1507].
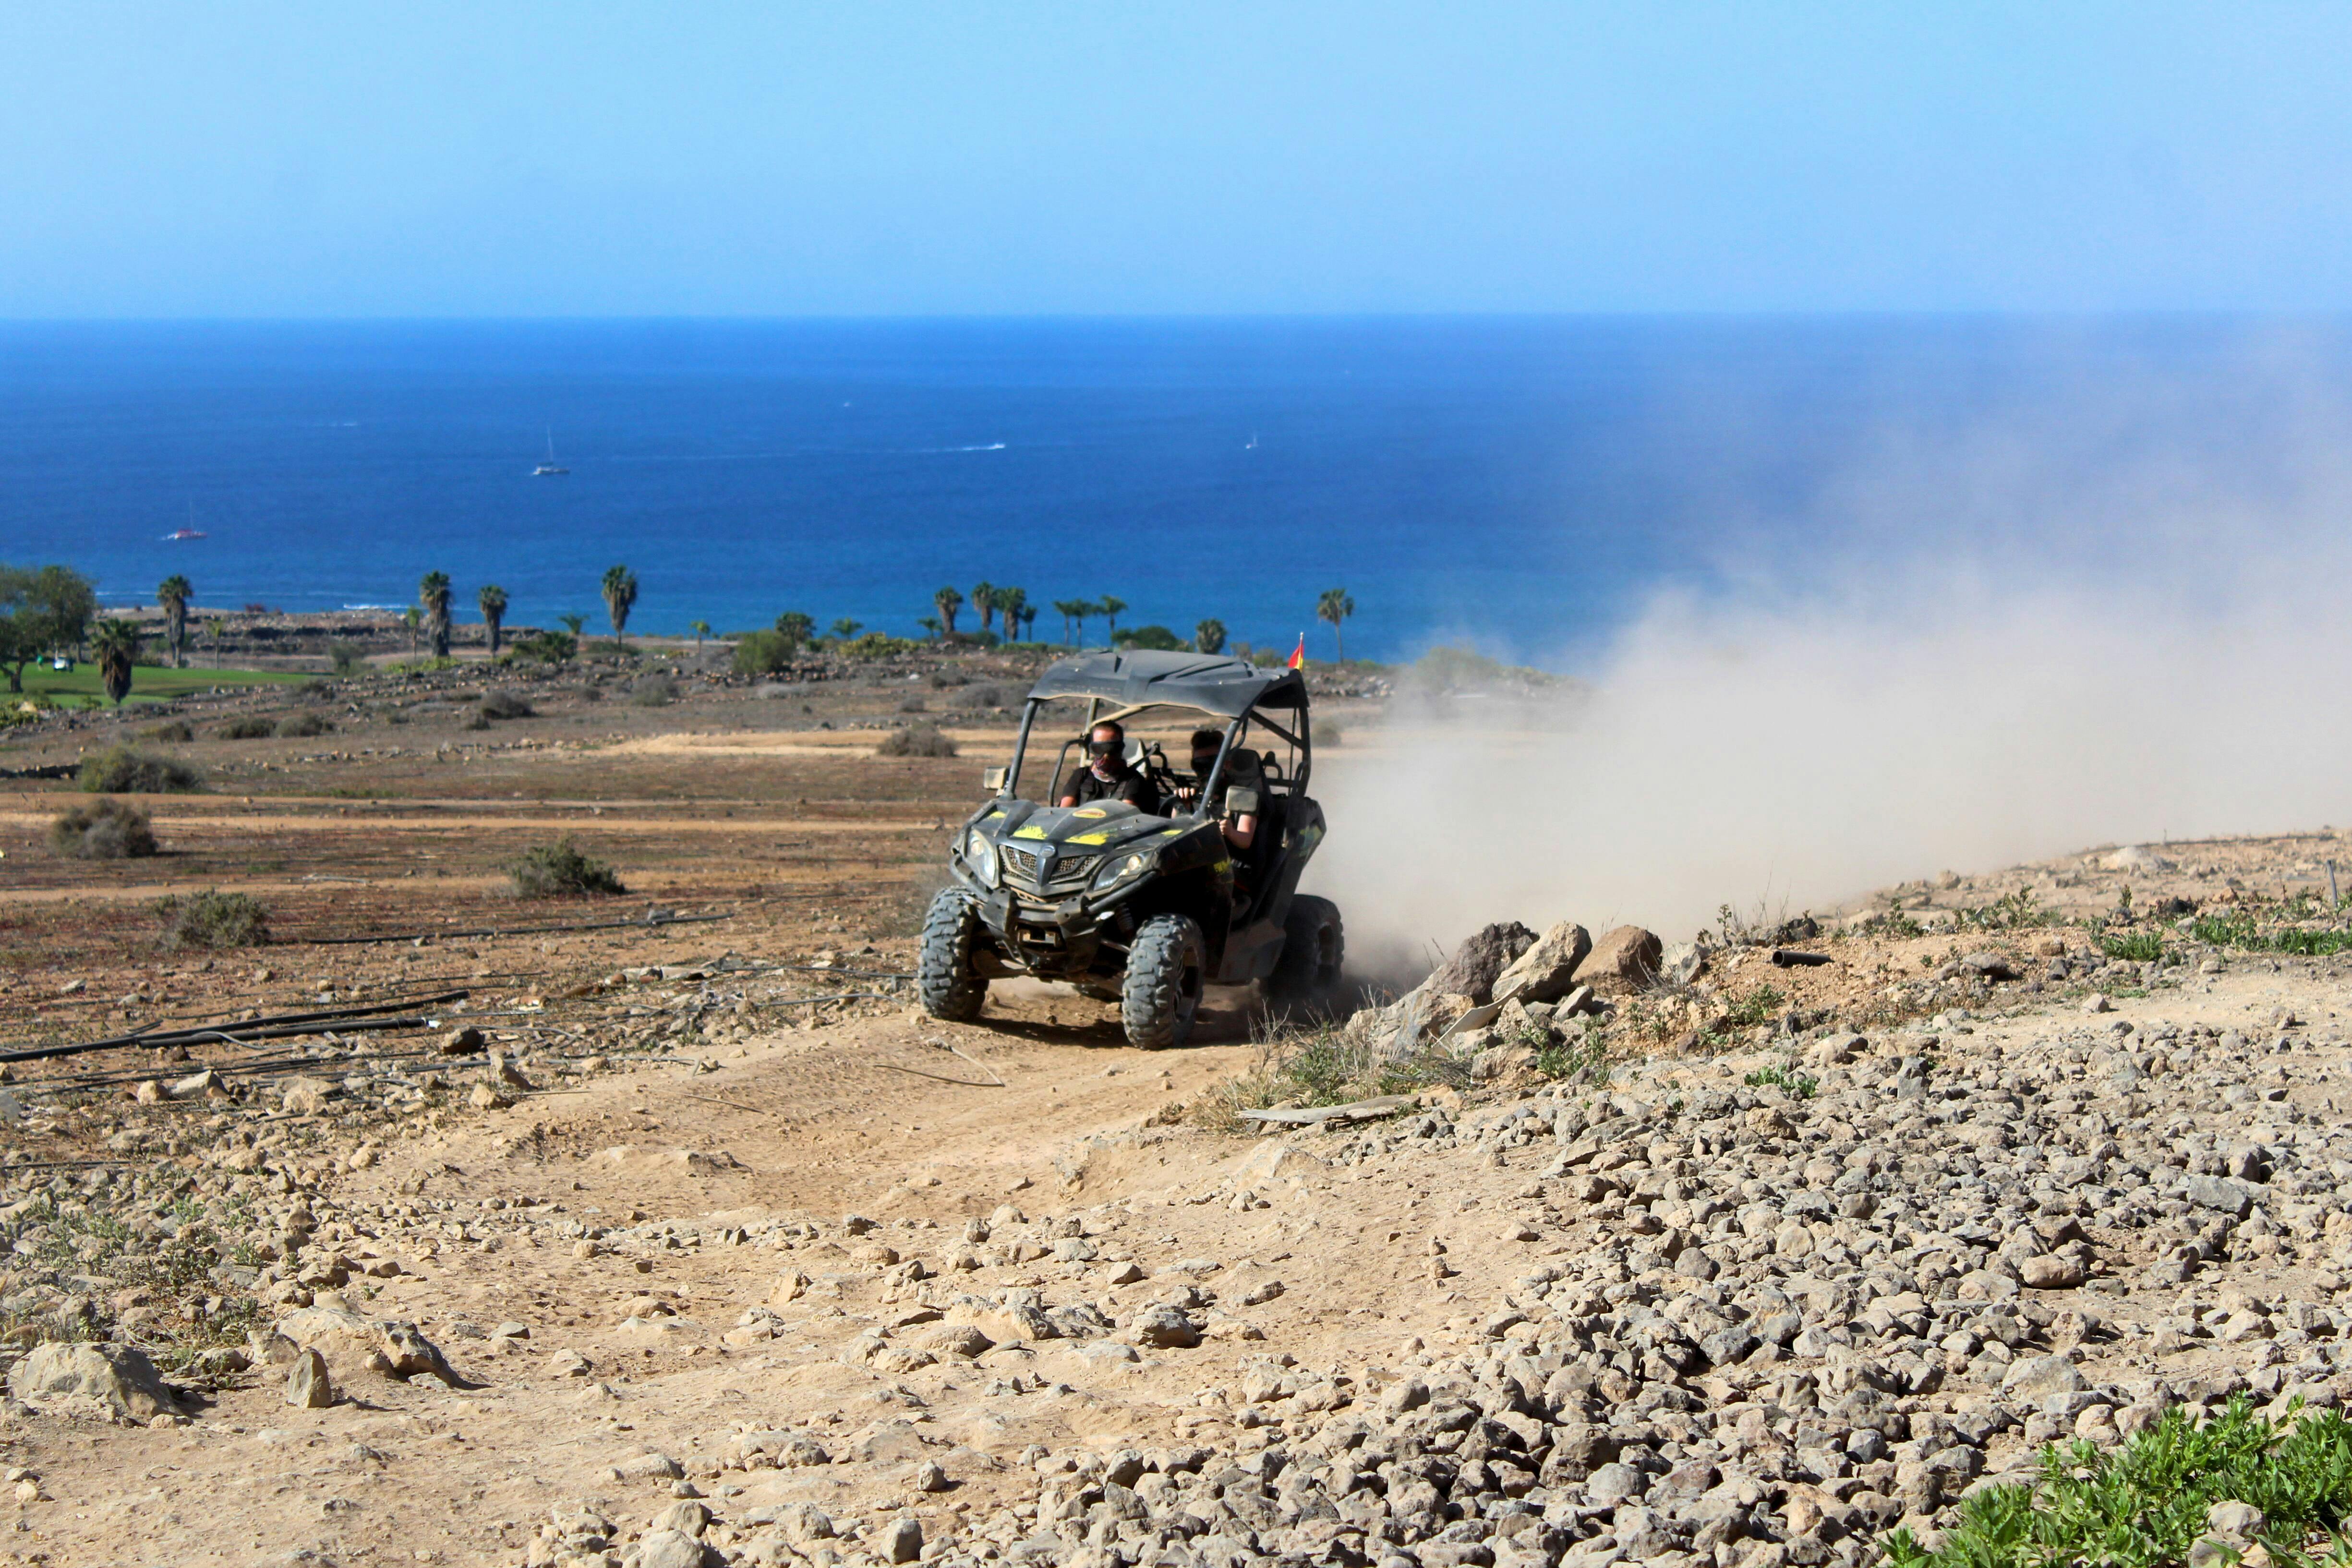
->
[1743, 1062, 1819, 1098]
[478, 689, 534, 720]
[156, 889, 269, 948]
[1195, 1022, 1472, 1133]
[878, 721, 958, 758]
[509, 837, 626, 897]
[0, 1191, 264, 1376]
[2100, 928, 2168, 963]
[1959, 886, 2055, 930]
[276, 710, 333, 737]
[328, 639, 366, 675]
[1882, 1399, 2352, 1568]
[628, 671, 678, 706]
[141, 719, 194, 742]
[49, 797, 157, 859]
[1719, 984, 1787, 1029]
[1534, 1029, 1609, 1083]
[79, 746, 201, 794]
[2190, 907, 2352, 957]
[898, 694, 928, 713]
[215, 715, 275, 739]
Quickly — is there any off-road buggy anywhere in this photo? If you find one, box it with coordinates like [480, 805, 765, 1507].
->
[918, 650, 1343, 1047]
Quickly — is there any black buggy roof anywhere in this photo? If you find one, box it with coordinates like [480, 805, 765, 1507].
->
[1024, 650, 1306, 719]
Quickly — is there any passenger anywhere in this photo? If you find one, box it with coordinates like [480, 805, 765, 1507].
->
[1183, 727, 1259, 852]
[1059, 721, 1158, 811]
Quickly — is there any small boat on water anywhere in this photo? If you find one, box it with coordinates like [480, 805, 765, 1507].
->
[164, 527, 206, 541]
[533, 429, 569, 476]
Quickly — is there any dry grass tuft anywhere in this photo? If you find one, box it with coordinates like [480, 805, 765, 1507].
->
[79, 746, 202, 794]
[877, 722, 958, 759]
[509, 837, 626, 897]
[50, 797, 157, 859]
[157, 889, 269, 949]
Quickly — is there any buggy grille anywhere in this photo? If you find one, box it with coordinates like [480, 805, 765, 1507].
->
[1001, 846, 1100, 895]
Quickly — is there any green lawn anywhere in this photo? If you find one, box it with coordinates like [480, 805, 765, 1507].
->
[10, 663, 307, 708]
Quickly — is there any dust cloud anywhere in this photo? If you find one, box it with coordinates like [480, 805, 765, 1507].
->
[1312, 333, 2352, 964]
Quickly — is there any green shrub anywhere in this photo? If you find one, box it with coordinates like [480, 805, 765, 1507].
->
[214, 716, 275, 740]
[509, 838, 625, 897]
[50, 797, 157, 859]
[141, 720, 194, 743]
[1112, 624, 1185, 651]
[508, 630, 577, 665]
[156, 890, 269, 949]
[2100, 929, 2167, 963]
[1883, 1399, 2352, 1568]
[877, 722, 958, 759]
[733, 630, 796, 675]
[842, 631, 917, 660]
[276, 711, 333, 737]
[79, 747, 201, 794]
[327, 641, 365, 675]
[478, 689, 533, 720]
[629, 672, 677, 706]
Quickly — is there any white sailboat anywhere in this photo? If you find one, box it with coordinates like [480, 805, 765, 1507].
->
[533, 430, 569, 476]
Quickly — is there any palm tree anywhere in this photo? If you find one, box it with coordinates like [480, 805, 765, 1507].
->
[1317, 587, 1355, 662]
[774, 611, 813, 651]
[1019, 604, 1037, 641]
[419, 571, 453, 659]
[996, 587, 1027, 643]
[689, 619, 711, 650]
[601, 565, 639, 646]
[934, 586, 965, 638]
[1053, 599, 1087, 646]
[1098, 596, 1127, 639]
[402, 606, 422, 656]
[558, 613, 586, 639]
[156, 575, 192, 668]
[479, 585, 510, 656]
[917, 615, 942, 641]
[205, 617, 226, 663]
[972, 580, 996, 637]
[92, 618, 141, 706]
[1194, 618, 1227, 655]
[830, 618, 863, 640]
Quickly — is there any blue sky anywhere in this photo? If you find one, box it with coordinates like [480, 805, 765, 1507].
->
[6, 2, 2352, 316]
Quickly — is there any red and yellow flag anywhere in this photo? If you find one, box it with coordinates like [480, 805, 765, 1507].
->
[1287, 634, 1305, 670]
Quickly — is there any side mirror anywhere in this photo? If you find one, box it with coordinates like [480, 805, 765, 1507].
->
[1226, 787, 1261, 816]
[982, 766, 1008, 793]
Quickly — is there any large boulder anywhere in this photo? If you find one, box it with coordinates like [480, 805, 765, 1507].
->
[1424, 922, 1539, 1005]
[1493, 921, 1593, 1003]
[273, 1304, 458, 1384]
[1576, 926, 1663, 997]
[7, 1341, 181, 1420]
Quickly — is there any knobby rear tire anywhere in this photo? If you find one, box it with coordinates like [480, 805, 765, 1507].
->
[1122, 914, 1205, 1049]
[1269, 893, 1345, 1007]
[917, 888, 989, 1022]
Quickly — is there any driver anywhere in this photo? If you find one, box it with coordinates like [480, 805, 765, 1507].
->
[1183, 727, 1259, 852]
[1059, 721, 1159, 811]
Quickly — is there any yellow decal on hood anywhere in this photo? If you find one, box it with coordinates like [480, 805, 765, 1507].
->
[1071, 807, 1108, 819]
[1013, 825, 1048, 840]
[1070, 832, 1110, 844]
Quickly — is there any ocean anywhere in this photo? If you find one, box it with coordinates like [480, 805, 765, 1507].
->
[0, 315, 2314, 666]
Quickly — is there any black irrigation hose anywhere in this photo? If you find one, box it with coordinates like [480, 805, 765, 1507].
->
[288, 911, 736, 946]
[0, 991, 467, 1065]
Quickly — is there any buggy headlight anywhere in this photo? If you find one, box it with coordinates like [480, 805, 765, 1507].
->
[1092, 851, 1151, 892]
[964, 832, 1000, 887]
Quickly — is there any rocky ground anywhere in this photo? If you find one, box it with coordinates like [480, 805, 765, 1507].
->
[1, 655, 2349, 1568]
